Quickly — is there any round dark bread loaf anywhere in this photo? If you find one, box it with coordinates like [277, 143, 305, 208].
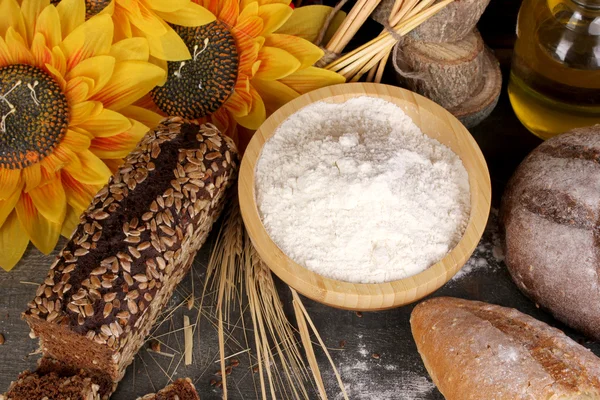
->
[500, 125, 600, 340]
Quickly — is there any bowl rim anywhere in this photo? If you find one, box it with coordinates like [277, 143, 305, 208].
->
[239, 82, 491, 311]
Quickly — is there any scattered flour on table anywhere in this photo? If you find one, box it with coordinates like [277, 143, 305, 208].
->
[451, 209, 504, 282]
[255, 97, 471, 284]
[334, 364, 435, 400]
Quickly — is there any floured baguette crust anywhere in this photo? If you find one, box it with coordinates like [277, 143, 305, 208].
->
[411, 297, 600, 400]
[23, 118, 238, 387]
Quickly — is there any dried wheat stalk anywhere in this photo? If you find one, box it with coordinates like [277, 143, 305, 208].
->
[204, 194, 345, 399]
[326, 0, 455, 82]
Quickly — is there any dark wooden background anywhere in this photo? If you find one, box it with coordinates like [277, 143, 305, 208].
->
[4, 1, 590, 399]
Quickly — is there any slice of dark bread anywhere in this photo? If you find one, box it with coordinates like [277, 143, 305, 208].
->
[138, 378, 200, 400]
[1, 370, 101, 400]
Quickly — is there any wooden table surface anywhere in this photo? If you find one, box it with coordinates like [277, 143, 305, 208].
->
[5, 2, 594, 399]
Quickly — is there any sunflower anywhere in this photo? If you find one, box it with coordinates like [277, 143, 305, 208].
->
[50, 0, 216, 63]
[103, 0, 215, 62]
[0, 0, 166, 271]
[138, 0, 345, 148]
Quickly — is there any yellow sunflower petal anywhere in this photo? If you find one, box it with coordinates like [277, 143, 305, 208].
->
[64, 150, 111, 185]
[61, 14, 113, 69]
[92, 60, 165, 110]
[0, 37, 12, 67]
[238, 37, 260, 76]
[98, 0, 114, 15]
[252, 78, 299, 114]
[0, 0, 27, 44]
[123, 1, 166, 35]
[21, 0, 50, 44]
[51, 144, 78, 166]
[140, 0, 187, 12]
[56, 0, 85, 39]
[15, 192, 62, 254]
[264, 33, 322, 69]
[22, 163, 42, 192]
[78, 108, 132, 137]
[65, 76, 93, 104]
[34, 3, 61, 48]
[61, 129, 92, 151]
[276, 5, 346, 44]
[225, 75, 251, 117]
[31, 33, 53, 67]
[155, 2, 215, 26]
[133, 94, 164, 115]
[61, 205, 81, 239]
[5, 27, 34, 65]
[258, 3, 292, 36]
[234, 85, 266, 130]
[90, 119, 147, 158]
[233, 15, 263, 55]
[48, 46, 67, 79]
[61, 170, 98, 212]
[239, 0, 259, 12]
[0, 186, 21, 228]
[0, 169, 21, 200]
[70, 100, 103, 126]
[120, 105, 163, 129]
[255, 46, 300, 80]
[103, 158, 123, 172]
[109, 37, 149, 61]
[0, 211, 30, 271]
[113, 4, 133, 41]
[214, 0, 239, 26]
[29, 173, 67, 224]
[40, 153, 66, 174]
[136, 21, 190, 61]
[66, 55, 116, 96]
[278, 66, 345, 94]
[45, 62, 67, 94]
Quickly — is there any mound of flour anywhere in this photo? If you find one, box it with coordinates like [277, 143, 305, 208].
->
[255, 97, 470, 284]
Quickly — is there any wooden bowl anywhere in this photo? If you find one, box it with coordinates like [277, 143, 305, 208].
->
[239, 83, 491, 311]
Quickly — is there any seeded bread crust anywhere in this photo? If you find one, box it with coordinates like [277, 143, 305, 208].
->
[411, 297, 600, 400]
[1, 370, 101, 400]
[137, 377, 200, 400]
[23, 118, 238, 386]
[500, 125, 600, 340]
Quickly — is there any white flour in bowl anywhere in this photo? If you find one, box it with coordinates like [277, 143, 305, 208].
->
[254, 96, 470, 284]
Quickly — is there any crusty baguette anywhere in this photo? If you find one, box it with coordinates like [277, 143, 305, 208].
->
[411, 297, 600, 399]
[23, 118, 238, 387]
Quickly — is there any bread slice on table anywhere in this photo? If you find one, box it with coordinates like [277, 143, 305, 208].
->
[0, 370, 101, 400]
[22, 118, 238, 393]
[137, 378, 200, 400]
[411, 297, 600, 399]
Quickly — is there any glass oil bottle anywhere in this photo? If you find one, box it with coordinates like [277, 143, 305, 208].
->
[508, 0, 600, 140]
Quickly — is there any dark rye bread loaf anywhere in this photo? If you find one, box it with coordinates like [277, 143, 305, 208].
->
[137, 378, 200, 400]
[1, 370, 101, 400]
[23, 118, 238, 386]
[500, 125, 600, 340]
[411, 297, 600, 399]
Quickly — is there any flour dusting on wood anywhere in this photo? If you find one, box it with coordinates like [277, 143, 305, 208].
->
[451, 209, 504, 282]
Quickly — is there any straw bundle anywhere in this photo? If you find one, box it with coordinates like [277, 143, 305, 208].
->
[321, 0, 455, 82]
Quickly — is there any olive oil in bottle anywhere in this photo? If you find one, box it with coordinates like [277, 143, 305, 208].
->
[508, 0, 600, 140]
